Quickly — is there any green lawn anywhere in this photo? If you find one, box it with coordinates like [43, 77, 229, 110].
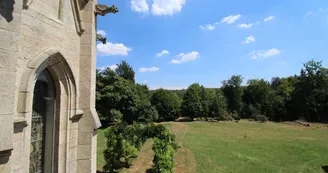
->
[183, 121, 328, 173]
[97, 121, 328, 173]
[97, 128, 106, 171]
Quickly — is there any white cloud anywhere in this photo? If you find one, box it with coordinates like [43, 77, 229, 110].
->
[199, 24, 215, 31]
[139, 67, 159, 72]
[151, 0, 186, 16]
[238, 23, 253, 28]
[303, 11, 312, 19]
[280, 61, 287, 64]
[242, 35, 256, 44]
[131, 0, 186, 16]
[143, 80, 148, 83]
[156, 50, 169, 57]
[97, 43, 132, 56]
[130, 0, 149, 13]
[98, 64, 118, 71]
[97, 30, 107, 37]
[221, 14, 241, 24]
[250, 48, 280, 60]
[170, 51, 200, 64]
[264, 16, 274, 22]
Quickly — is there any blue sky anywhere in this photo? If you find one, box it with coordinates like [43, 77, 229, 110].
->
[96, 0, 328, 89]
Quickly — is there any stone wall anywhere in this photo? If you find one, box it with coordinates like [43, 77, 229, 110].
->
[0, 0, 100, 172]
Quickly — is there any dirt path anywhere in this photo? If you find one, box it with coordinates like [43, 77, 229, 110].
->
[171, 123, 196, 173]
[121, 140, 154, 173]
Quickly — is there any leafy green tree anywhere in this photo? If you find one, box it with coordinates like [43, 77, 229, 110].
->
[96, 61, 157, 124]
[200, 86, 211, 119]
[209, 90, 227, 120]
[291, 60, 328, 122]
[242, 79, 272, 118]
[222, 75, 243, 113]
[151, 89, 181, 121]
[115, 60, 135, 83]
[181, 83, 202, 119]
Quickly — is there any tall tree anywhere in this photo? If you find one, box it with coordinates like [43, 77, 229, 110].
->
[151, 89, 181, 121]
[291, 60, 328, 122]
[115, 60, 135, 83]
[200, 86, 211, 119]
[242, 79, 272, 118]
[181, 83, 203, 119]
[222, 75, 243, 113]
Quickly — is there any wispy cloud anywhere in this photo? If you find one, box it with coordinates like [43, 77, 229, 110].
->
[238, 23, 253, 28]
[303, 11, 313, 19]
[264, 16, 274, 22]
[280, 61, 287, 65]
[170, 51, 200, 64]
[130, 0, 149, 13]
[221, 14, 241, 24]
[98, 64, 118, 71]
[242, 35, 256, 44]
[199, 24, 216, 31]
[97, 42, 132, 56]
[139, 67, 160, 72]
[156, 50, 169, 57]
[250, 48, 280, 60]
[151, 0, 186, 16]
[238, 21, 260, 29]
[131, 0, 186, 16]
[97, 30, 107, 37]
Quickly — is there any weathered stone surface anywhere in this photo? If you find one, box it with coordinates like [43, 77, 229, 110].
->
[0, 0, 100, 172]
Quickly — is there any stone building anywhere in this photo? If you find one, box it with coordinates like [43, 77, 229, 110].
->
[0, 0, 112, 172]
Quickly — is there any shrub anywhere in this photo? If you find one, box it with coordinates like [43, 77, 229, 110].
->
[103, 123, 177, 173]
[251, 115, 268, 123]
[152, 138, 175, 173]
[103, 123, 143, 173]
[232, 114, 241, 121]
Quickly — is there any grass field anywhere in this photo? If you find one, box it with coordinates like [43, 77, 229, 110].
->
[97, 121, 328, 173]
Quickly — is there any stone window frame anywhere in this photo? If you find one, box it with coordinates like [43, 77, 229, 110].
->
[15, 48, 83, 172]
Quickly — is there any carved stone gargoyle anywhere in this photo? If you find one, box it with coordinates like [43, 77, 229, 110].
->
[95, 4, 118, 16]
[96, 34, 106, 44]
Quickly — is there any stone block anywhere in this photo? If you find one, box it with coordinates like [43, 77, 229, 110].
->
[58, 130, 67, 146]
[77, 159, 92, 173]
[0, 92, 15, 115]
[0, 71, 16, 93]
[17, 92, 33, 113]
[0, 29, 19, 51]
[70, 137, 78, 148]
[80, 44, 93, 56]
[81, 11, 95, 24]
[80, 69, 92, 82]
[0, 115, 13, 152]
[71, 129, 78, 138]
[78, 132, 92, 145]
[77, 145, 92, 160]
[80, 33, 93, 44]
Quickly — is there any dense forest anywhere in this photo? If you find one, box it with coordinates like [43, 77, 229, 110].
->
[96, 60, 328, 125]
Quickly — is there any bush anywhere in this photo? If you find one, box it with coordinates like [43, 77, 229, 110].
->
[103, 123, 177, 173]
[103, 123, 145, 173]
[151, 129, 177, 173]
[232, 114, 241, 121]
[152, 138, 175, 173]
[251, 115, 268, 123]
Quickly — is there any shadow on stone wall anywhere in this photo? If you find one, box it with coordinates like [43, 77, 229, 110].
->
[0, 0, 15, 22]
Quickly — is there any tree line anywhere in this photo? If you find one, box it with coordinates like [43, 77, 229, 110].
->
[96, 60, 328, 124]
